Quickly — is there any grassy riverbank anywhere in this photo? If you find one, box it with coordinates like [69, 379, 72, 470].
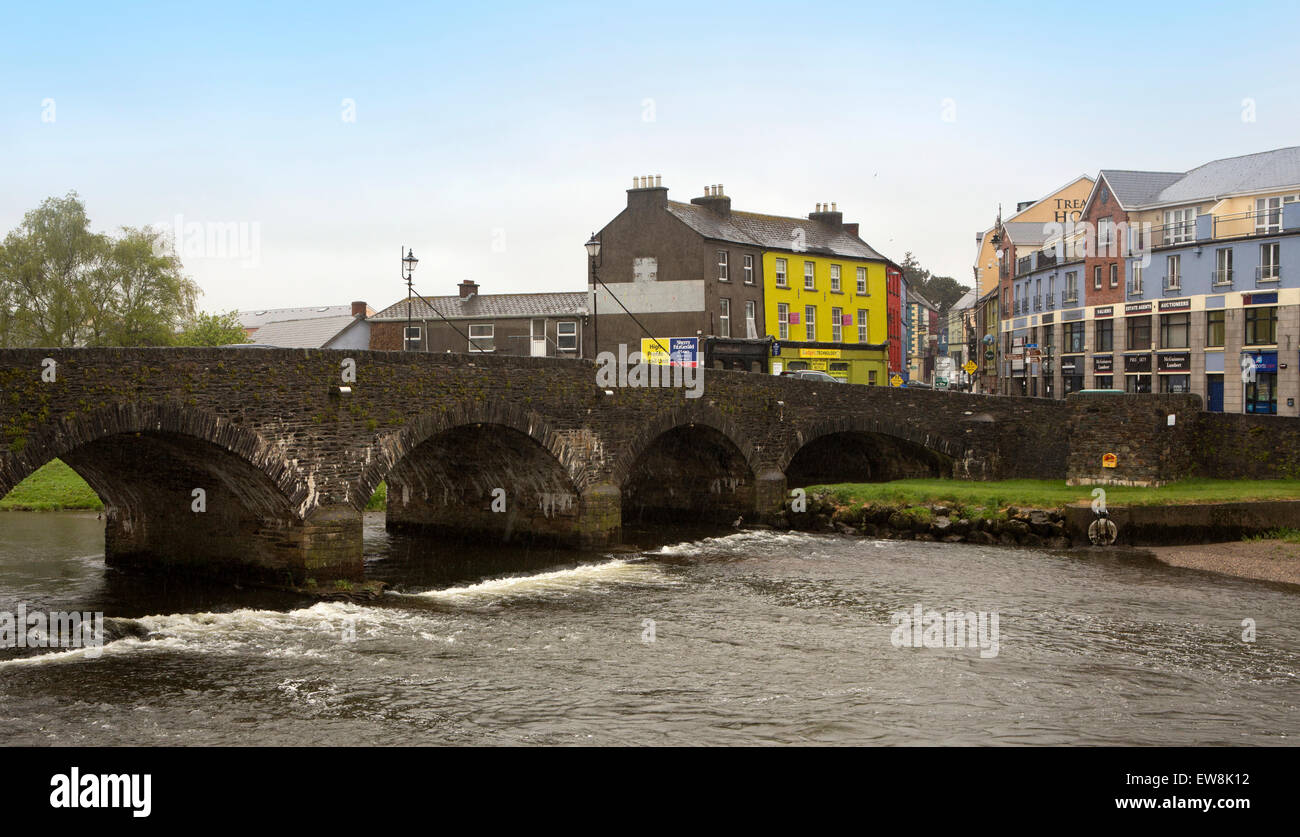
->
[807, 478, 1300, 510]
[0, 459, 103, 511]
[1, 461, 390, 512]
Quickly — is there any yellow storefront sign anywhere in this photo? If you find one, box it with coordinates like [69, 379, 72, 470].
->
[799, 348, 841, 359]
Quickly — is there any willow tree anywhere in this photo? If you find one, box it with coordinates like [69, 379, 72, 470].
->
[0, 192, 198, 347]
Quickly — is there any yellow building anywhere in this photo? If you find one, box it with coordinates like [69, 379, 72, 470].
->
[763, 250, 889, 385]
[973, 175, 1094, 297]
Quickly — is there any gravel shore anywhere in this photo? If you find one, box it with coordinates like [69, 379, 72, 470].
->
[1147, 539, 1300, 586]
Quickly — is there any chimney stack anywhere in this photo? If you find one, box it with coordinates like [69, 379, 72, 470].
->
[627, 173, 669, 209]
[809, 201, 844, 228]
[351, 300, 368, 318]
[458, 279, 479, 299]
[691, 181, 732, 217]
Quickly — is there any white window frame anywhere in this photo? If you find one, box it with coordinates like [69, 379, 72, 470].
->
[1164, 207, 1196, 244]
[403, 325, 422, 351]
[775, 258, 787, 288]
[745, 300, 757, 338]
[1131, 262, 1144, 295]
[1260, 242, 1281, 281]
[830, 264, 841, 293]
[1214, 247, 1233, 286]
[1165, 254, 1181, 290]
[804, 261, 815, 290]
[805, 305, 816, 342]
[743, 254, 754, 285]
[556, 320, 578, 351]
[718, 298, 730, 337]
[717, 250, 729, 281]
[468, 323, 494, 352]
[858, 309, 868, 343]
[831, 306, 842, 342]
[856, 266, 867, 295]
[777, 303, 789, 340]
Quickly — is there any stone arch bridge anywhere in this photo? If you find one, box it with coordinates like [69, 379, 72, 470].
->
[0, 348, 1226, 584]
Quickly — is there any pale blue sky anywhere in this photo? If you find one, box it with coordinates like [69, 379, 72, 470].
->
[3, 0, 1297, 313]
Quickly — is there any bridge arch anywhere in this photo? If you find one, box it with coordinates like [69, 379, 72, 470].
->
[610, 403, 762, 527]
[778, 415, 963, 487]
[0, 401, 309, 513]
[0, 402, 352, 583]
[355, 401, 587, 545]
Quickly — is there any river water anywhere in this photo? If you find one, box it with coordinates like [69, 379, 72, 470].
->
[1, 511, 1296, 745]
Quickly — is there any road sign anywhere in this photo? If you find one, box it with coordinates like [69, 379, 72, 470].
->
[963, 360, 977, 375]
[889, 374, 903, 387]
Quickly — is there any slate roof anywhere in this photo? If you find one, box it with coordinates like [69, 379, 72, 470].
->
[665, 202, 889, 260]
[250, 315, 360, 348]
[1148, 145, 1300, 205]
[1097, 170, 1184, 209]
[238, 305, 355, 329]
[1001, 221, 1053, 246]
[370, 291, 588, 322]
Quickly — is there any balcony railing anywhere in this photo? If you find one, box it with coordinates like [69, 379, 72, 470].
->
[1037, 249, 1058, 270]
[1256, 264, 1281, 284]
[1162, 276, 1182, 295]
[1063, 292, 1079, 306]
[1214, 208, 1289, 240]
[1211, 269, 1233, 287]
[1045, 293, 1056, 310]
[1128, 280, 1145, 297]
[1033, 298, 1042, 311]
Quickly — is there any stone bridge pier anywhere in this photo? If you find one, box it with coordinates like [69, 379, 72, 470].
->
[2, 347, 1253, 588]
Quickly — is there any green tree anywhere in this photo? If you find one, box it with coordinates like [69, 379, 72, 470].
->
[0, 192, 110, 347]
[0, 193, 200, 347]
[899, 251, 969, 312]
[176, 310, 248, 346]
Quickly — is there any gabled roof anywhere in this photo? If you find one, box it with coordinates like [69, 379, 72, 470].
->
[1148, 145, 1300, 206]
[1095, 170, 1184, 209]
[251, 315, 360, 348]
[370, 291, 587, 322]
[238, 305, 356, 329]
[1001, 221, 1052, 246]
[665, 202, 889, 261]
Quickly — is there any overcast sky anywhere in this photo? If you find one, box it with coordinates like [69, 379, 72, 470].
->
[4, 0, 1298, 314]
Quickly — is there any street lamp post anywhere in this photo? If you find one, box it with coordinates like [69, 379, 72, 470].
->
[401, 247, 419, 351]
[585, 233, 602, 358]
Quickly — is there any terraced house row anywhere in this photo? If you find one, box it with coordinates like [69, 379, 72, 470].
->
[985, 145, 1300, 415]
[588, 176, 903, 384]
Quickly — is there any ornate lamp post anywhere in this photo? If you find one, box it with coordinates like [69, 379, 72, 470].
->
[585, 233, 601, 357]
[401, 247, 419, 351]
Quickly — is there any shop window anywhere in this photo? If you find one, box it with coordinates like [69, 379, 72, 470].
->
[1160, 374, 1190, 393]
[1206, 310, 1225, 348]
[1245, 306, 1277, 345]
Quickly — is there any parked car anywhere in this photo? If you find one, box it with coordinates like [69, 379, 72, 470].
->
[780, 370, 843, 383]
[903, 380, 932, 389]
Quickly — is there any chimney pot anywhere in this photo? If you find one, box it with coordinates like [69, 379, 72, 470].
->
[654, 174, 661, 187]
[718, 183, 724, 195]
[632, 176, 639, 188]
[832, 202, 837, 211]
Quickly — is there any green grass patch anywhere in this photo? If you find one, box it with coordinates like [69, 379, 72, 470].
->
[365, 482, 387, 511]
[809, 478, 1300, 511]
[0, 459, 103, 511]
[1243, 527, 1300, 544]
